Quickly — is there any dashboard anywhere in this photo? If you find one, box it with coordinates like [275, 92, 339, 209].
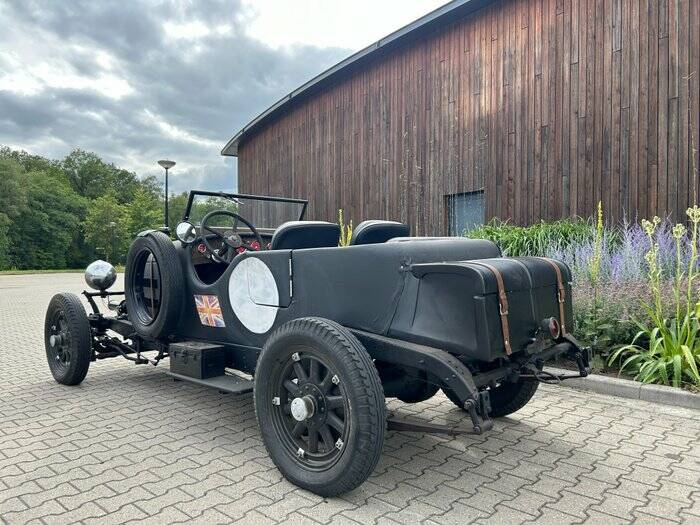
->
[190, 229, 275, 266]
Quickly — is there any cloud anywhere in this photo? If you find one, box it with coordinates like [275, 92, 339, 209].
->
[0, 0, 349, 193]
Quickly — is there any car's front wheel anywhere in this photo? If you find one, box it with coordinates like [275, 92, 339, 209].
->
[44, 293, 92, 385]
[254, 317, 386, 497]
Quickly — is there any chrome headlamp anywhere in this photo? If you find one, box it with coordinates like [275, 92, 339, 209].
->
[85, 260, 117, 291]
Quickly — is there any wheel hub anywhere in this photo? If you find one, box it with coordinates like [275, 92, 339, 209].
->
[290, 396, 315, 421]
[48, 314, 71, 366]
[49, 333, 66, 348]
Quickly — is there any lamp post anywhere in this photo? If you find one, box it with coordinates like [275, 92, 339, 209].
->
[157, 160, 176, 231]
[108, 221, 116, 263]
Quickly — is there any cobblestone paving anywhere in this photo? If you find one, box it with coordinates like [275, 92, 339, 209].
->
[1, 273, 699, 524]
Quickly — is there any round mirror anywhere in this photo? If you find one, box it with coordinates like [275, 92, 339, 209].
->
[85, 259, 117, 291]
[175, 222, 197, 244]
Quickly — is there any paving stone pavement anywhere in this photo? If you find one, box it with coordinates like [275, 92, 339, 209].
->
[1, 273, 699, 524]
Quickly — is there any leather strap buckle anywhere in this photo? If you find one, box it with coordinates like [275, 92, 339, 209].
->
[557, 288, 565, 303]
[537, 257, 568, 335]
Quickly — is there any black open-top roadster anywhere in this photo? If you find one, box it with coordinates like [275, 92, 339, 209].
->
[45, 190, 590, 496]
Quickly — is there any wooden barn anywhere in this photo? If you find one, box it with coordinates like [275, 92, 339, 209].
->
[223, 0, 700, 236]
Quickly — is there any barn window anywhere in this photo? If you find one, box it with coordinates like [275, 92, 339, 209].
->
[446, 190, 485, 236]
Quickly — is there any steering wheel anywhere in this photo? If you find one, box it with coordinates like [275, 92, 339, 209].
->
[200, 210, 265, 264]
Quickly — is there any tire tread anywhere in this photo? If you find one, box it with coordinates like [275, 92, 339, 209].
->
[124, 231, 184, 339]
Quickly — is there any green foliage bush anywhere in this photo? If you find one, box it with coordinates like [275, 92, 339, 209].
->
[466, 218, 595, 256]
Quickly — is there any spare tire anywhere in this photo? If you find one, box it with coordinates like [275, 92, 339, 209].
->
[125, 231, 184, 339]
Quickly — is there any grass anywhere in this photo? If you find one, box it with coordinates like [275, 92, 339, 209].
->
[0, 268, 86, 275]
[0, 265, 124, 275]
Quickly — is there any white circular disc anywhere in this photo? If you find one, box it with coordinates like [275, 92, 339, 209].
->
[228, 257, 279, 334]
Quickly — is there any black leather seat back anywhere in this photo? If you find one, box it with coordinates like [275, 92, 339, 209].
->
[271, 221, 340, 250]
[350, 220, 410, 245]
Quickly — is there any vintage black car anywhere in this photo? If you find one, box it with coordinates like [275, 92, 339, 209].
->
[44, 190, 590, 496]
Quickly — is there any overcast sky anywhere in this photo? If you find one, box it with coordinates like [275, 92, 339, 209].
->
[0, 0, 447, 193]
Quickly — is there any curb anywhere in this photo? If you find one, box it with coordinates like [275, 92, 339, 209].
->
[544, 367, 700, 411]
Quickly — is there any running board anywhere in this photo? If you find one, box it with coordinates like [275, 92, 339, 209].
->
[167, 372, 254, 395]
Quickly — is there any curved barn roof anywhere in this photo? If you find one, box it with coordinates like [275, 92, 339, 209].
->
[221, 0, 491, 157]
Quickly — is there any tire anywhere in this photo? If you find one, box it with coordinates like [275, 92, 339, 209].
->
[374, 361, 440, 403]
[125, 231, 184, 339]
[44, 293, 92, 385]
[444, 378, 539, 417]
[396, 381, 440, 404]
[254, 317, 386, 497]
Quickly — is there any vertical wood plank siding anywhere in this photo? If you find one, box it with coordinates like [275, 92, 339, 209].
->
[237, 0, 700, 234]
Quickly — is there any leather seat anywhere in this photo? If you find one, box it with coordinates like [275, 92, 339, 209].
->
[350, 220, 410, 245]
[271, 221, 341, 250]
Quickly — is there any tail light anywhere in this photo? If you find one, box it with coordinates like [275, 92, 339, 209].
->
[542, 317, 561, 340]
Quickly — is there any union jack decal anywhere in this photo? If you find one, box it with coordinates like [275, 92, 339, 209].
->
[194, 294, 226, 328]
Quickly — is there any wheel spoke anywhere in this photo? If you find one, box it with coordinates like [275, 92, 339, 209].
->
[327, 412, 344, 433]
[309, 359, 320, 383]
[307, 428, 319, 453]
[292, 421, 306, 438]
[283, 379, 300, 396]
[319, 371, 333, 393]
[293, 361, 308, 382]
[326, 396, 343, 410]
[319, 425, 334, 452]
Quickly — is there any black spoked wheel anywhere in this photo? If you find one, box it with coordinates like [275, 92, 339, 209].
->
[44, 293, 91, 385]
[271, 350, 348, 469]
[255, 317, 385, 497]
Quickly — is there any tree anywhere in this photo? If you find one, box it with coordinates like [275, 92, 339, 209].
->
[0, 146, 171, 269]
[166, 192, 190, 232]
[62, 149, 142, 204]
[0, 157, 28, 269]
[0, 147, 67, 183]
[128, 187, 163, 236]
[83, 194, 130, 264]
[0, 213, 11, 270]
[11, 173, 87, 269]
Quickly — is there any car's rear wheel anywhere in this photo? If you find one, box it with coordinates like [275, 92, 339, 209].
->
[44, 293, 92, 385]
[444, 378, 539, 417]
[254, 317, 385, 497]
[125, 231, 184, 339]
[396, 381, 440, 403]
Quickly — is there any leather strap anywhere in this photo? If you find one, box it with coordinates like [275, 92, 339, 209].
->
[468, 261, 512, 356]
[537, 257, 567, 334]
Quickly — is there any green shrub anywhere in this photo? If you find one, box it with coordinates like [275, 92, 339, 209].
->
[466, 217, 595, 257]
[571, 280, 662, 369]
